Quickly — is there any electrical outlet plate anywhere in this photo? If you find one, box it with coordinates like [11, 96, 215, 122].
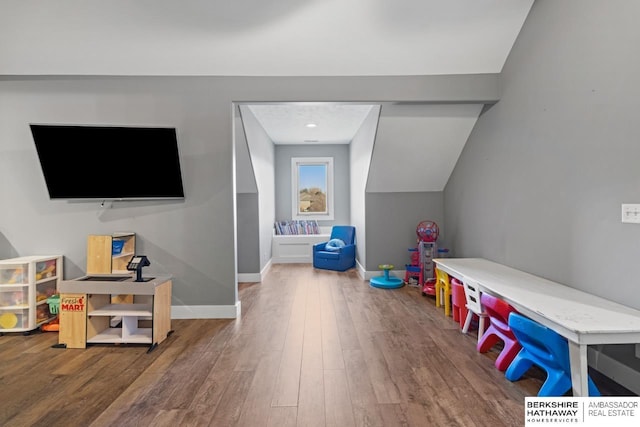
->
[621, 204, 640, 223]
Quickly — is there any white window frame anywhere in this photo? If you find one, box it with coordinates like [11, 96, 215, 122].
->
[291, 157, 334, 220]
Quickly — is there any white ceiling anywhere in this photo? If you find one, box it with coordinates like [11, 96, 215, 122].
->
[246, 104, 376, 144]
[0, 1, 533, 76]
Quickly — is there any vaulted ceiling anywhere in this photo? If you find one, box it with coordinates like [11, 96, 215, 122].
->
[1, 1, 534, 192]
[0, 1, 533, 76]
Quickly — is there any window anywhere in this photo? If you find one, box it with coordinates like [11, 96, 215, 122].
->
[291, 157, 334, 220]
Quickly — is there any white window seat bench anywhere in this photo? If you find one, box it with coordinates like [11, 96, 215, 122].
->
[271, 227, 331, 264]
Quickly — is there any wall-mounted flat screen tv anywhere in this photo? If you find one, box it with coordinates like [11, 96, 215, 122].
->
[30, 124, 185, 200]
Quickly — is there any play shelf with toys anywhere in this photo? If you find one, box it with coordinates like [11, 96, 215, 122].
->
[0, 255, 62, 334]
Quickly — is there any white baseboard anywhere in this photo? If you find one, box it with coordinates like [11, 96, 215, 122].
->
[260, 259, 272, 279]
[271, 256, 312, 263]
[356, 260, 366, 280]
[171, 301, 241, 319]
[588, 346, 640, 395]
[237, 272, 261, 282]
[237, 259, 272, 283]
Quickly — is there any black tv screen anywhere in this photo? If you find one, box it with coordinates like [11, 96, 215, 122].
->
[30, 124, 185, 200]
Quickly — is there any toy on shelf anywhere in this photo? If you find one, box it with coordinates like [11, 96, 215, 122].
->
[404, 248, 422, 287]
[4, 268, 25, 284]
[370, 264, 404, 289]
[41, 295, 60, 332]
[35, 259, 57, 281]
[0, 291, 25, 308]
[0, 313, 19, 329]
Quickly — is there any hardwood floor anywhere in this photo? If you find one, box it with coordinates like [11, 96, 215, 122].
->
[0, 264, 632, 427]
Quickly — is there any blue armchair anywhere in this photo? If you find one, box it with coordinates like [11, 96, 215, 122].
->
[313, 226, 356, 271]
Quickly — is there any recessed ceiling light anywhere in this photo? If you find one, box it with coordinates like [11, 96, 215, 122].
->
[305, 123, 317, 128]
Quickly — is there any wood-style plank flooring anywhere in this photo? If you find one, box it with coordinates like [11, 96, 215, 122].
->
[0, 264, 632, 427]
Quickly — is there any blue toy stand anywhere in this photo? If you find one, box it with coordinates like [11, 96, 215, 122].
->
[370, 264, 404, 289]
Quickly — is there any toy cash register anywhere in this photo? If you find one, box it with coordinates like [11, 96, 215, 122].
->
[126, 255, 150, 282]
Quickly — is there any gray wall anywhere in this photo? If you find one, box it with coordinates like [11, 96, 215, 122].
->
[350, 106, 381, 267]
[0, 233, 19, 260]
[0, 77, 237, 309]
[366, 192, 444, 271]
[445, 0, 640, 374]
[235, 107, 258, 194]
[0, 74, 498, 313]
[239, 106, 275, 270]
[235, 107, 260, 274]
[275, 144, 350, 226]
[236, 193, 260, 274]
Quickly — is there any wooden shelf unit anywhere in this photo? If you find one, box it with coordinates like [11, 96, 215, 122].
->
[58, 275, 172, 351]
[87, 232, 136, 275]
[87, 233, 136, 306]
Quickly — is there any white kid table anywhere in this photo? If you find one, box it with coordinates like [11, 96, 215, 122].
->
[433, 257, 640, 397]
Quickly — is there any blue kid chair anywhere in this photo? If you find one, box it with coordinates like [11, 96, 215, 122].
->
[505, 312, 601, 397]
[312, 225, 356, 271]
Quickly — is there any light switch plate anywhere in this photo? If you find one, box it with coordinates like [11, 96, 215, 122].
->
[621, 204, 640, 223]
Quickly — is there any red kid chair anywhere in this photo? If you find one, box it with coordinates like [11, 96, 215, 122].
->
[477, 293, 522, 371]
[450, 278, 467, 329]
